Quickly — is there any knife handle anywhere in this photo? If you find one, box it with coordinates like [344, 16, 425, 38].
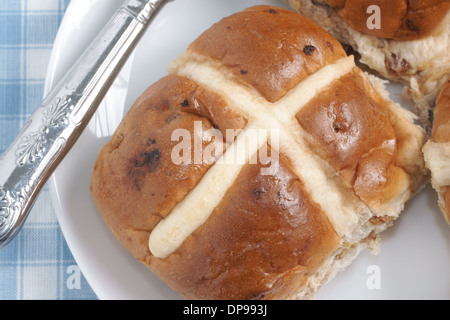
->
[0, 0, 166, 249]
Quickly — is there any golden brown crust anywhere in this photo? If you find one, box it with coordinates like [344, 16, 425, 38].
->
[90, 75, 247, 261]
[395, 0, 450, 41]
[188, 5, 346, 103]
[296, 68, 409, 208]
[326, 0, 450, 41]
[148, 153, 340, 300]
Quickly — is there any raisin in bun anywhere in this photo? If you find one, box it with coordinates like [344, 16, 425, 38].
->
[287, 0, 450, 127]
[423, 78, 450, 224]
[90, 6, 427, 300]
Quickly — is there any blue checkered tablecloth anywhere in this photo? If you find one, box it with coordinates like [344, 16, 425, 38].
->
[0, 0, 97, 300]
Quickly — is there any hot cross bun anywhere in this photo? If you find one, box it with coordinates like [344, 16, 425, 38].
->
[90, 6, 427, 300]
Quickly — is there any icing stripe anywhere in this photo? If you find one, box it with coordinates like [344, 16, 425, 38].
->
[149, 54, 358, 258]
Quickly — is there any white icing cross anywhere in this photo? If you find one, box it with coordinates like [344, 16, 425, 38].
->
[149, 52, 357, 258]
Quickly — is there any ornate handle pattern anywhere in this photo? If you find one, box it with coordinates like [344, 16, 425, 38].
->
[0, 0, 167, 249]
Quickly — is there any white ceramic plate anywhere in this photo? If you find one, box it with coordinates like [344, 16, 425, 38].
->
[45, 0, 450, 300]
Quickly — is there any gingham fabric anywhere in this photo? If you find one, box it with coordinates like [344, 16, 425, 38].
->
[0, 0, 97, 300]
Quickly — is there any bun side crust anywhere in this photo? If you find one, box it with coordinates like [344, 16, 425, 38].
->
[432, 79, 450, 142]
[423, 79, 450, 224]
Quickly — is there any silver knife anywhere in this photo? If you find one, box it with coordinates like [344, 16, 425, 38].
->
[0, 0, 167, 249]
